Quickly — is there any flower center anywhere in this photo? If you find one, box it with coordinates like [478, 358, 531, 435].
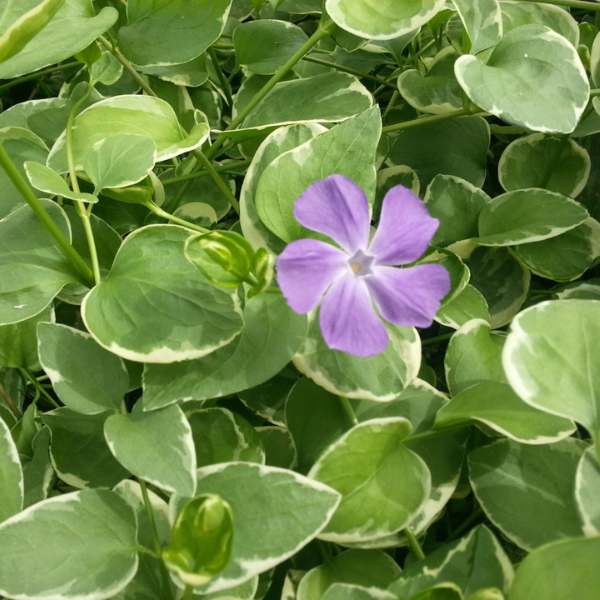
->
[348, 249, 375, 277]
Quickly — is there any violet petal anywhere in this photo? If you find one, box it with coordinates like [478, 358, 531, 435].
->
[294, 174, 371, 253]
[276, 239, 349, 314]
[319, 272, 389, 357]
[366, 264, 451, 328]
[368, 185, 440, 266]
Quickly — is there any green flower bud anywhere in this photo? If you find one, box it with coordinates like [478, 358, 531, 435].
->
[184, 231, 257, 288]
[163, 494, 234, 588]
[247, 248, 274, 298]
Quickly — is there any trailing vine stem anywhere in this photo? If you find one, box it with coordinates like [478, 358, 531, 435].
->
[404, 526, 426, 561]
[0, 144, 94, 287]
[65, 81, 102, 286]
[0, 380, 22, 419]
[143, 200, 210, 234]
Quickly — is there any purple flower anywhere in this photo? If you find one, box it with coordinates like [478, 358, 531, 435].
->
[276, 175, 451, 357]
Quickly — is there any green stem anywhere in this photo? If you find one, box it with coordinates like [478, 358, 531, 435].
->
[339, 396, 359, 426]
[404, 526, 426, 561]
[205, 20, 334, 160]
[145, 201, 209, 234]
[139, 480, 175, 600]
[382, 108, 473, 134]
[406, 423, 471, 444]
[0, 61, 80, 93]
[161, 160, 250, 185]
[208, 46, 233, 108]
[65, 82, 102, 286]
[192, 149, 240, 213]
[421, 332, 454, 346]
[19, 369, 60, 409]
[0, 144, 94, 286]
[301, 56, 397, 89]
[383, 90, 400, 119]
[183, 584, 195, 600]
[591, 89, 600, 97]
[522, 0, 600, 9]
[97, 35, 156, 97]
[0, 380, 22, 419]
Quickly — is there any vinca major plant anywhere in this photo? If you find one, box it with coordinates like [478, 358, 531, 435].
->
[0, 0, 600, 599]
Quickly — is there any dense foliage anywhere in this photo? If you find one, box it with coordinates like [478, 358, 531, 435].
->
[1, 0, 600, 599]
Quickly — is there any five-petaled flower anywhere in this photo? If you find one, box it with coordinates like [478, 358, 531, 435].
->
[275, 175, 451, 357]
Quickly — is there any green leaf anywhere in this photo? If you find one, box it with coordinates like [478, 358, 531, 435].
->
[0, 200, 80, 326]
[139, 54, 209, 88]
[285, 377, 354, 475]
[469, 438, 587, 551]
[389, 526, 513, 598]
[389, 117, 490, 189]
[0, 0, 118, 79]
[48, 95, 210, 173]
[397, 49, 463, 115]
[323, 584, 397, 600]
[256, 426, 296, 469]
[82, 225, 244, 364]
[455, 25, 589, 134]
[294, 314, 420, 402]
[0, 0, 66, 64]
[503, 299, 600, 438]
[444, 319, 507, 396]
[325, 0, 446, 40]
[425, 175, 490, 246]
[41, 408, 131, 489]
[90, 51, 123, 85]
[0, 489, 138, 599]
[308, 418, 430, 543]
[466, 247, 530, 328]
[238, 373, 295, 427]
[509, 536, 600, 600]
[105, 404, 196, 496]
[0, 417, 22, 523]
[298, 549, 400, 600]
[234, 72, 374, 138]
[234, 19, 308, 75]
[83, 134, 157, 191]
[436, 382, 575, 444]
[171, 463, 341, 594]
[575, 446, 600, 535]
[142, 292, 306, 408]
[452, 0, 502, 54]
[119, 0, 232, 67]
[187, 407, 265, 468]
[514, 217, 600, 282]
[0, 126, 48, 219]
[498, 134, 590, 198]
[24, 161, 97, 203]
[22, 427, 54, 509]
[501, 1, 579, 48]
[474, 189, 588, 246]
[0, 305, 52, 369]
[419, 247, 469, 306]
[38, 322, 128, 414]
[240, 123, 322, 254]
[435, 284, 490, 330]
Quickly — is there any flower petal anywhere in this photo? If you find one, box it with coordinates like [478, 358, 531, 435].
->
[294, 174, 371, 253]
[369, 185, 440, 265]
[319, 272, 389, 357]
[366, 264, 451, 328]
[276, 239, 349, 314]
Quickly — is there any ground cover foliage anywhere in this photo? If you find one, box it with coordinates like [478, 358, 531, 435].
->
[1, 0, 600, 598]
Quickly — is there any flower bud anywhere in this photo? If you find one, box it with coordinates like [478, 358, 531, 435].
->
[185, 231, 257, 288]
[163, 494, 234, 587]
